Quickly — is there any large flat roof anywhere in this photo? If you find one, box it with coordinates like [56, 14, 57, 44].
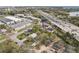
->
[0, 18, 13, 23]
[5, 16, 22, 22]
[10, 21, 31, 29]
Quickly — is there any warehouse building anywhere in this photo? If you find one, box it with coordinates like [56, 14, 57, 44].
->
[69, 12, 79, 16]
[0, 18, 15, 25]
[10, 21, 32, 31]
[0, 15, 33, 31]
[15, 14, 26, 18]
[5, 16, 24, 22]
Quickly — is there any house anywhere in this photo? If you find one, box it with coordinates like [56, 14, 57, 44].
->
[47, 27, 53, 32]
[0, 29, 7, 34]
[1, 29, 7, 33]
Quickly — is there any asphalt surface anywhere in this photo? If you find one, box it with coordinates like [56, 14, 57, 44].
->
[37, 10, 79, 41]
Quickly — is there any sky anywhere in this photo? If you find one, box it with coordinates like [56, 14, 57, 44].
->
[0, 0, 79, 6]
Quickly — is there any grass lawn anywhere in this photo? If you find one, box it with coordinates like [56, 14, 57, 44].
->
[17, 33, 26, 40]
[0, 34, 5, 40]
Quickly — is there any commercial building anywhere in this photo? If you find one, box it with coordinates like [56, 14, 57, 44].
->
[15, 14, 26, 18]
[69, 12, 79, 16]
[10, 21, 32, 31]
[0, 18, 14, 25]
[5, 16, 24, 22]
[0, 15, 33, 31]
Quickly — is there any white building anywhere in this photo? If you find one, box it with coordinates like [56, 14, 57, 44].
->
[29, 33, 37, 38]
[15, 14, 26, 17]
[69, 12, 79, 16]
[5, 16, 23, 22]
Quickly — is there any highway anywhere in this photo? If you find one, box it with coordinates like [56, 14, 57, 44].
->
[37, 10, 79, 41]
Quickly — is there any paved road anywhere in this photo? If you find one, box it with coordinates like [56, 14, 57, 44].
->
[7, 16, 40, 46]
[9, 28, 30, 46]
[37, 10, 79, 41]
[6, 28, 27, 46]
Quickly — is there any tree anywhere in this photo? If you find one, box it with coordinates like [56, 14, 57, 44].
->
[0, 25, 6, 29]
[32, 24, 40, 33]
[0, 39, 28, 53]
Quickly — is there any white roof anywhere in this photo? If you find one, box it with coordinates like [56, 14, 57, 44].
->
[29, 33, 37, 38]
[5, 16, 22, 22]
[16, 14, 25, 16]
[27, 16, 39, 19]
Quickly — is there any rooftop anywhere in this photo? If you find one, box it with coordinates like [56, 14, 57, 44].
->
[0, 18, 13, 23]
[5, 16, 22, 22]
[10, 20, 32, 30]
[10, 21, 27, 29]
[29, 33, 37, 38]
[0, 21, 4, 25]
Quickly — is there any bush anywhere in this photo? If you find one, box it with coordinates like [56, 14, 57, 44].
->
[17, 33, 26, 40]
[0, 25, 6, 29]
